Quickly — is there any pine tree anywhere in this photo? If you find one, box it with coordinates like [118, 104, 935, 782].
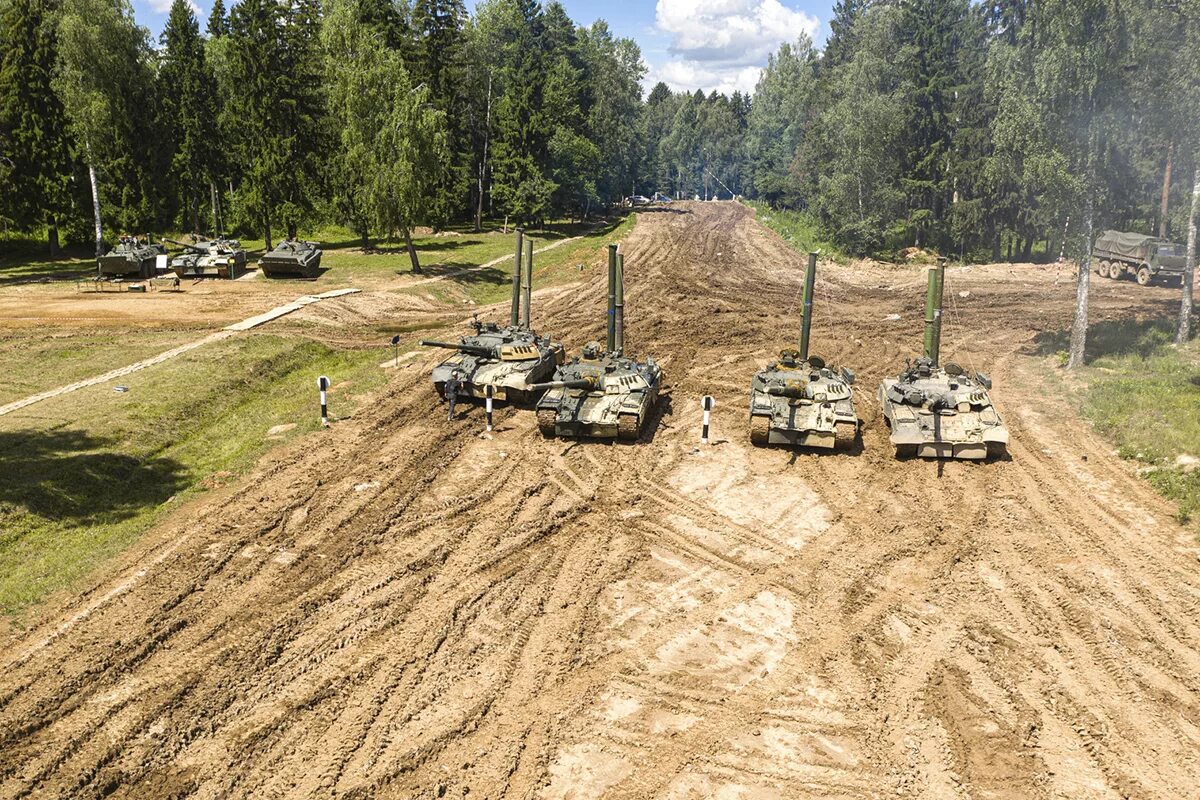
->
[0, 0, 73, 254]
[822, 0, 868, 69]
[160, 0, 219, 234]
[207, 0, 229, 38]
[744, 37, 817, 205]
[411, 0, 469, 227]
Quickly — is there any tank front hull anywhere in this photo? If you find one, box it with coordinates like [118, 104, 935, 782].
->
[431, 350, 561, 404]
[98, 256, 155, 279]
[537, 386, 659, 440]
[748, 390, 857, 450]
[878, 379, 1008, 460]
[260, 251, 322, 278]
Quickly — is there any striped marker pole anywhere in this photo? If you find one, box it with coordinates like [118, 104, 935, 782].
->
[484, 385, 495, 432]
[700, 395, 715, 444]
[318, 375, 330, 427]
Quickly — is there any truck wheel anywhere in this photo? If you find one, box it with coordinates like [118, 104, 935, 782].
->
[1096, 260, 1109, 278]
[1137, 266, 1152, 286]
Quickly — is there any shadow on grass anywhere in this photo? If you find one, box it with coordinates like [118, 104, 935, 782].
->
[1026, 314, 1186, 363]
[0, 428, 188, 525]
[401, 261, 512, 286]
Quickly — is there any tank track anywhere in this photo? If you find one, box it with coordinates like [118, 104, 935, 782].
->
[536, 410, 558, 438]
[617, 413, 640, 440]
[835, 421, 857, 450]
[749, 415, 770, 446]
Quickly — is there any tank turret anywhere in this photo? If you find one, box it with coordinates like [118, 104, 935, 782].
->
[167, 236, 247, 279]
[877, 258, 1008, 459]
[748, 252, 860, 449]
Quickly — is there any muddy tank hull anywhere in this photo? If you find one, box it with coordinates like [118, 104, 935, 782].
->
[431, 347, 564, 405]
[98, 254, 156, 279]
[260, 248, 322, 279]
[878, 378, 1008, 460]
[535, 385, 659, 440]
[748, 391, 857, 449]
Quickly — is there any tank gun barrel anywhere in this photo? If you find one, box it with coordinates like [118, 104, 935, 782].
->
[606, 244, 618, 353]
[510, 228, 523, 327]
[799, 251, 817, 361]
[419, 339, 494, 358]
[163, 237, 207, 253]
[529, 377, 596, 392]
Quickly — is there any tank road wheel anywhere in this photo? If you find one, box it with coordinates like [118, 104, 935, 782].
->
[617, 413, 640, 441]
[895, 443, 918, 459]
[749, 415, 770, 446]
[834, 421, 857, 450]
[1136, 266, 1152, 286]
[537, 410, 558, 438]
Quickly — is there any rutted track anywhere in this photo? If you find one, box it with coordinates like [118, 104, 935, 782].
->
[1, 202, 1198, 798]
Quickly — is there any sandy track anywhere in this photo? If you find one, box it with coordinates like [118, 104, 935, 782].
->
[1, 203, 1197, 799]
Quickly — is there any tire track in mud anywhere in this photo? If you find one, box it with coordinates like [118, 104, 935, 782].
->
[1, 202, 1198, 798]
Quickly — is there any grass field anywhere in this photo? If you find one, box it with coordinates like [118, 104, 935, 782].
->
[0, 213, 631, 624]
[745, 201, 846, 263]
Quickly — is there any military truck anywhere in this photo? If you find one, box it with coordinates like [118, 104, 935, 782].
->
[260, 239, 322, 279]
[166, 237, 247, 279]
[532, 245, 663, 440]
[748, 251, 859, 449]
[878, 258, 1008, 460]
[1093, 230, 1187, 286]
[98, 236, 166, 279]
[420, 230, 565, 404]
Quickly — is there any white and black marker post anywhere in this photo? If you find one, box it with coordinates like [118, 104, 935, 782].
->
[390, 334, 400, 366]
[484, 384, 495, 432]
[318, 375, 330, 427]
[700, 395, 715, 444]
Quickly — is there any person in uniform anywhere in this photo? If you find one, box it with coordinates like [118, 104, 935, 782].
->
[444, 370, 462, 421]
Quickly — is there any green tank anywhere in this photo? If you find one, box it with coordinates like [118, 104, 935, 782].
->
[749, 252, 859, 449]
[420, 230, 565, 404]
[878, 258, 1009, 460]
[166, 237, 247, 279]
[532, 245, 663, 440]
[98, 235, 165, 279]
[260, 238, 322, 278]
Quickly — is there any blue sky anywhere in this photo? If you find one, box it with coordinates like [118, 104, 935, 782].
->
[132, 0, 834, 95]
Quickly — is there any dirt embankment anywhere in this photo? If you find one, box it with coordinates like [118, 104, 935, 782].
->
[1, 202, 1197, 799]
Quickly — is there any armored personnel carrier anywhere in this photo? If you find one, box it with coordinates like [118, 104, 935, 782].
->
[532, 245, 663, 440]
[260, 238, 322, 279]
[166, 237, 247, 279]
[749, 251, 859, 449]
[420, 229, 565, 404]
[878, 258, 1008, 460]
[98, 236, 166, 279]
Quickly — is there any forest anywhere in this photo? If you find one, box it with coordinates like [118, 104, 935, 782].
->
[0, 0, 1198, 266]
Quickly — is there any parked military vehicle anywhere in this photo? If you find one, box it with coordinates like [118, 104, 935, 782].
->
[420, 229, 565, 404]
[749, 251, 859, 449]
[260, 238, 322, 279]
[532, 244, 663, 440]
[98, 236, 165, 279]
[1093, 230, 1187, 286]
[165, 237, 247, 279]
[878, 258, 1008, 460]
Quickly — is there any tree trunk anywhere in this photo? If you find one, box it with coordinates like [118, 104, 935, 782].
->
[359, 218, 370, 250]
[287, 222, 297, 240]
[263, 216, 273, 252]
[1067, 185, 1095, 368]
[1160, 140, 1174, 240]
[48, 221, 59, 258]
[87, 160, 103, 260]
[404, 229, 421, 274]
[190, 196, 200, 236]
[475, 72, 493, 234]
[210, 181, 220, 237]
[1177, 165, 1198, 345]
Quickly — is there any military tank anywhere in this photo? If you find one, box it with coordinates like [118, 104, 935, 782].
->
[878, 258, 1008, 460]
[531, 244, 663, 440]
[98, 235, 166, 279]
[419, 229, 565, 404]
[749, 251, 859, 449]
[165, 237, 247, 279]
[260, 238, 322, 279]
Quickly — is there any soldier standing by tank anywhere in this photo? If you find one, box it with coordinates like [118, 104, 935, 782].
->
[444, 369, 462, 421]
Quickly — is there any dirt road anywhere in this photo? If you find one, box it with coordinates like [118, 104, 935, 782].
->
[1, 203, 1197, 799]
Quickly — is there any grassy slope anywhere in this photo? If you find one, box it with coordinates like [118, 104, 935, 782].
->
[0, 215, 631, 623]
[744, 201, 847, 263]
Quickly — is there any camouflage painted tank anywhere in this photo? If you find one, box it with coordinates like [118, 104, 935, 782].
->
[166, 237, 247, 279]
[533, 245, 663, 440]
[749, 252, 858, 449]
[98, 236, 165, 279]
[878, 258, 1008, 460]
[420, 230, 565, 404]
[260, 238, 322, 279]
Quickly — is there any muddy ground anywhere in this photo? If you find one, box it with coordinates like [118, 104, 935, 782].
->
[1, 202, 1197, 799]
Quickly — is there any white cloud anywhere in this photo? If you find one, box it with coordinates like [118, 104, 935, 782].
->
[647, 0, 818, 95]
[148, 0, 202, 17]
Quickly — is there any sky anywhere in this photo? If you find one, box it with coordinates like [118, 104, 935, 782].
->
[131, 0, 834, 96]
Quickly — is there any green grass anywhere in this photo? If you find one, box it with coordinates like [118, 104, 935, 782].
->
[0, 333, 389, 619]
[1075, 330, 1200, 526]
[745, 201, 847, 264]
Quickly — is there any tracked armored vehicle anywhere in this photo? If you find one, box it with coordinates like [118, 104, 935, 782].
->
[166, 237, 247, 279]
[98, 236, 166, 279]
[749, 251, 859, 449]
[420, 229, 565, 404]
[532, 245, 663, 440]
[260, 239, 322, 279]
[878, 258, 1008, 460]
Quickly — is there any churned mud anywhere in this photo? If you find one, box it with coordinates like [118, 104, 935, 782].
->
[1, 202, 1197, 798]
